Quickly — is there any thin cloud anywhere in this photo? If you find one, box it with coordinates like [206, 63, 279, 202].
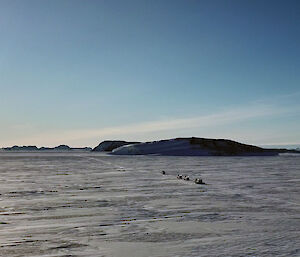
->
[2, 103, 294, 147]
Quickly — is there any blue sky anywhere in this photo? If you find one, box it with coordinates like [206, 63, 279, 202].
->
[0, 0, 299, 147]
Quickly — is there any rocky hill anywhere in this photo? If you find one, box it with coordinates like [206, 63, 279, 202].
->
[111, 137, 300, 156]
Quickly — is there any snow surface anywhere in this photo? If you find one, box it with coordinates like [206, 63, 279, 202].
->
[0, 152, 299, 257]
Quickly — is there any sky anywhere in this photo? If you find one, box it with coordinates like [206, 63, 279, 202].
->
[0, 0, 299, 147]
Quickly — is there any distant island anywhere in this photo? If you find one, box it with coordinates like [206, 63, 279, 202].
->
[2, 138, 299, 156]
[2, 145, 92, 152]
[94, 137, 300, 156]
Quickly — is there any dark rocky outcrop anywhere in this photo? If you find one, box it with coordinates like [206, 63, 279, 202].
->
[2, 145, 92, 151]
[111, 137, 300, 156]
[3, 145, 39, 151]
[54, 145, 71, 150]
[92, 140, 139, 152]
[187, 137, 288, 156]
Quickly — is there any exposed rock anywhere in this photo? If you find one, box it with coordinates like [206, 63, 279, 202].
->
[3, 145, 39, 151]
[54, 145, 71, 150]
[3, 145, 91, 151]
[111, 137, 300, 156]
[92, 140, 140, 152]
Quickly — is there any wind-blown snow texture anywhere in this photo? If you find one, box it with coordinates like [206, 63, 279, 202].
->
[0, 152, 299, 257]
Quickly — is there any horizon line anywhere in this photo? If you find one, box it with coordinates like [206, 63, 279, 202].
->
[1, 137, 300, 149]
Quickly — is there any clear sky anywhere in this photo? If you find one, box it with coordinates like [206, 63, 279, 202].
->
[0, 0, 299, 147]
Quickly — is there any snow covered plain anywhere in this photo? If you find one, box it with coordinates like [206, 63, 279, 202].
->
[0, 152, 299, 257]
